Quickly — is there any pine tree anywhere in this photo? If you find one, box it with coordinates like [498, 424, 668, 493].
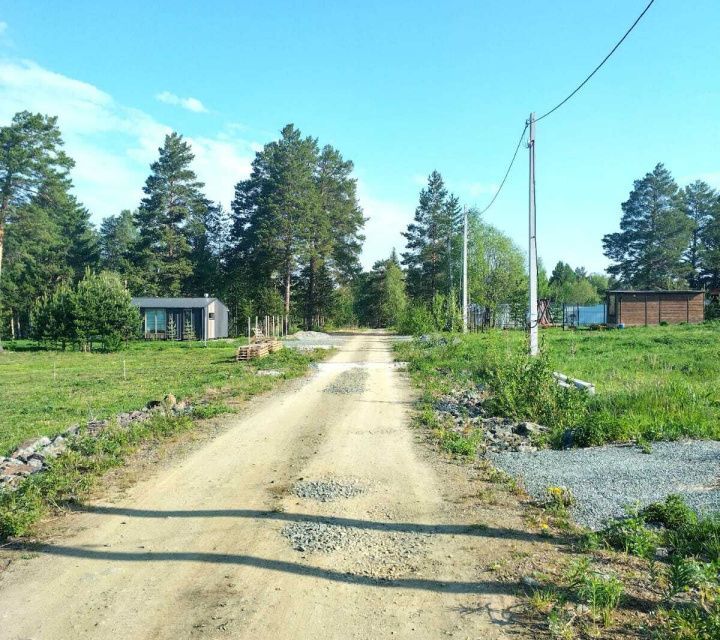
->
[0, 112, 74, 344]
[186, 202, 226, 296]
[183, 316, 196, 341]
[682, 180, 719, 288]
[700, 195, 720, 288]
[229, 125, 318, 316]
[100, 209, 139, 280]
[135, 133, 207, 295]
[603, 164, 692, 289]
[228, 125, 363, 324]
[166, 315, 177, 341]
[402, 171, 459, 303]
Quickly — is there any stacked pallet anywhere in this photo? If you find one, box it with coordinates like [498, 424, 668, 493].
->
[268, 340, 283, 353]
[236, 342, 270, 361]
[235, 339, 283, 361]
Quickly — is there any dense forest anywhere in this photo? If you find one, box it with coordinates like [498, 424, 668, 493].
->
[1, 111, 719, 340]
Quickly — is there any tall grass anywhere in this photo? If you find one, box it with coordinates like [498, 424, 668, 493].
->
[395, 324, 720, 446]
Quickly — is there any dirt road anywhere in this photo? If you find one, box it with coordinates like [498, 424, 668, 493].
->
[0, 333, 527, 639]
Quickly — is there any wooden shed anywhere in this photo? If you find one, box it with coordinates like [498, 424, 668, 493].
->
[606, 290, 704, 327]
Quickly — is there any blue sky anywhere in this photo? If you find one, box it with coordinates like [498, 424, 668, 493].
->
[1, 1, 718, 272]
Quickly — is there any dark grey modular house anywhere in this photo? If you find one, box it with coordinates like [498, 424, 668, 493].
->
[131, 297, 229, 340]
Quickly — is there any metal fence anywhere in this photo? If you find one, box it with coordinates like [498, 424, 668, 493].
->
[467, 301, 608, 331]
[562, 303, 607, 327]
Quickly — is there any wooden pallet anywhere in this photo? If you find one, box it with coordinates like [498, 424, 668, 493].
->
[267, 340, 283, 353]
[236, 343, 270, 361]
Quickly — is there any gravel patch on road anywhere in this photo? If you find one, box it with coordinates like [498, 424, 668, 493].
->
[293, 478, 366, 502]
[324, 368, 369, 394]
[281, 521, 430, 577]
[491, 440, 720, 530]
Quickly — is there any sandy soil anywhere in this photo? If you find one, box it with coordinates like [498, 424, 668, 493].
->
[0, 332, 532, 640]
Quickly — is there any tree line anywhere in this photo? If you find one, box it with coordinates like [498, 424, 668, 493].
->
[0, 113, 364, 339]
[2, 109, 717, 343]
[603, 163, 720, 290]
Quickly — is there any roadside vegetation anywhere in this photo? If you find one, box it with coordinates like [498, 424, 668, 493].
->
[0, 344, 325, 538]
[0, 340, 316, 454]
[397, 326, 720, 638]
[396, 323, 720, 448]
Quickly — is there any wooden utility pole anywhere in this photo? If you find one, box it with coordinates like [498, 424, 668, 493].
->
[462, 206, 468, 334]
[528, 113, 538, 356]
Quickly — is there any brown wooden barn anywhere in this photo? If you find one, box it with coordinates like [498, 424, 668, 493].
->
[606, 290, 704, 326]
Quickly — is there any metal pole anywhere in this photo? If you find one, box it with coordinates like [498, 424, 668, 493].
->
[462, 206, 468, 334]
[528, 112, 539, 356]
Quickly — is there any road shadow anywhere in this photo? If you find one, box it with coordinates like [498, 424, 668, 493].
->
[70, 505, 544, 543]
[15, 541, 519, 595]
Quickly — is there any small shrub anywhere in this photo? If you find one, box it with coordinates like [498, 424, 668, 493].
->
[566, 558, 623, 624]
[602, 515, 658, 559]
[642, 494, 697, 530]
[486, 350, 589, 432]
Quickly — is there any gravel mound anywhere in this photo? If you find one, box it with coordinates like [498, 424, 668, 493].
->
[293, 478, 366, 502]
[491, 440, 720, 530]
[290, 330, 333, 340]
[324, 368, 369, 394]
[283, 331, 347, 350]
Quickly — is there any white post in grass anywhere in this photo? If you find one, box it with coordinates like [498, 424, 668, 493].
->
[462, 206, 468, 334]
[528, 112, 539, 356]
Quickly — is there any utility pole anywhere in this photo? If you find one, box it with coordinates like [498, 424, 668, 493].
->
[528, 113, 538, 356]
[462, 206, 468, 334]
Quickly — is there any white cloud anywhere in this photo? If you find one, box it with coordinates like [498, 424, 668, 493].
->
[0, 59, 253, 220]
[356, 181, 412, 269]
[156, 90, 208, 113]
[187, 136, 253, 207]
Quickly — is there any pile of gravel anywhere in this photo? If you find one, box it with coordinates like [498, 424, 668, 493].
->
[324, 368, 369, 394]
[293, 478, 366, 502]
[282, 521, 357, 553]
[491, 440, 720, 530]
[281, 520, 430, 578]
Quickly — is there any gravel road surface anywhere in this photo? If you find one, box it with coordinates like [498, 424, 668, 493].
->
[0, 331, 523, 640]
[492, 440, 720, 530]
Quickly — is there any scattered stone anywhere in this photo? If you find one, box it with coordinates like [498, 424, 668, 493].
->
[324, 368, 369, 395]
[293, 478, 366, 502]
[431, 387, 548, 454]
[256, 370, 282, 377]
[513, 422, 542, 437]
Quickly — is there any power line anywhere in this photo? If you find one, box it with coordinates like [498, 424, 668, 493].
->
[478, 122, 528, 215]
[536, 0, 656, 122]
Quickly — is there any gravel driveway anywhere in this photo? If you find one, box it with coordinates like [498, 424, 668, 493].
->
[491, 440, 720, 530]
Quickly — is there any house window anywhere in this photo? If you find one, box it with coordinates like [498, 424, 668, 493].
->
[145, 309, 166, 332]
[208, 312, 215, 319]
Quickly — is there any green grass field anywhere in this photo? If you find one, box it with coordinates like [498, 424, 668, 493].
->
[0, 339, 315, 455]
[396, 323, 720, 446]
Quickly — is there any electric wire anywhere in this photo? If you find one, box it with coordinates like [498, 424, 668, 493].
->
[478, 122, 528, 216]
[535, 0, 656, 122]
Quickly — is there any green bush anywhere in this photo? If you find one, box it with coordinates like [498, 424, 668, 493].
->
[31, 270, 140, 352]
[642, 494, 697, 530]
[485, 350, 589, 432]
[601, 514, 658, 558]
